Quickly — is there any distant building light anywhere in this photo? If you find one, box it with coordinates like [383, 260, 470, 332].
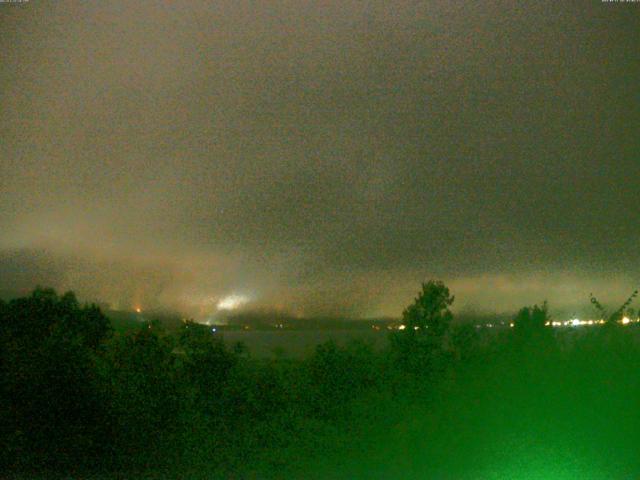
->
[398, 324, 406, 330]
[622, 317, 631, 325]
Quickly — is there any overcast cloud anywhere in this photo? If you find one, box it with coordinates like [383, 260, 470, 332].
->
[1, 1, 639, 318]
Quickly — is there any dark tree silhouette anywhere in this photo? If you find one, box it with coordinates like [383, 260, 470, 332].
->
[391, 280, 455, 375]
[513, 302, 550, 334]
[178, 321, 238, 410]
[102, 324, 180, 468]
[0, 288, 112, 471]
[451, 323, 480, 361]
[402, 280, 454, 337]
[1, 287, 112, 349]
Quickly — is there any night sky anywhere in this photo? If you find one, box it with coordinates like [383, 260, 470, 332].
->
[1, 1, 639, 318]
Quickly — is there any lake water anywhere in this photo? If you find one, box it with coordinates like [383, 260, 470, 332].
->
[216, 329, 390, 358]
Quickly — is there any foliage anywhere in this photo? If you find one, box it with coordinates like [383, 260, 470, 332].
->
[401, 280, 454, 336]
[0, 288, 112, 471]
[2, 284, 640, 478]
[0, 287, 112, 349]
[512, 302, 550, 337]
[305, 339, 381, 419]
[390, 280, 454, 375]
[101, 325, 180, 469]
[450, 322, 480, 361]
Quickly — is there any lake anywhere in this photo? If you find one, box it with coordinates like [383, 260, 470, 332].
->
[215, 329, 390, 358]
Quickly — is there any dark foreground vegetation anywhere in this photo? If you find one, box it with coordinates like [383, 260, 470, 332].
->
[2, 283, 640, 479]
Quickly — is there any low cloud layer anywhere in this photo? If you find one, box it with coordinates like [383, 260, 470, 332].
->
[1, 1, 638, 318]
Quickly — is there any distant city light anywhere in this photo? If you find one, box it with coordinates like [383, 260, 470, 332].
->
[477, 317, 639, 330]
[135, 307, 142, 313]
[217, 294, 249, 311]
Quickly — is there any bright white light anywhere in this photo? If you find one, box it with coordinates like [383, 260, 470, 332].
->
[217, 294, 249, 311]
[135, 307, 142, 314]
[398, 324, 406, 330]
[570, 319, 581, 327]
[622, 317, 631, 325]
